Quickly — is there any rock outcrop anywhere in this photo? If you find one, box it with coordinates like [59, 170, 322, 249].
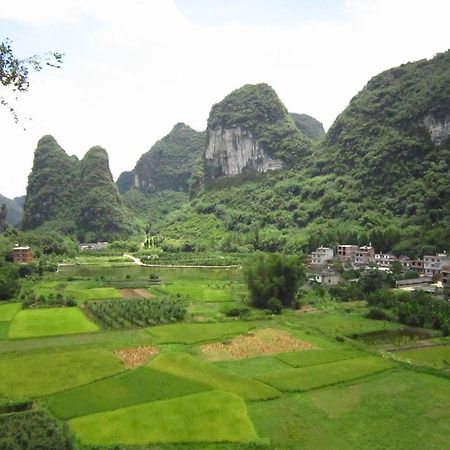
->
[205, 127, 283, 179]
[204, 83, 310, 182]
[423, 114, 450, 145]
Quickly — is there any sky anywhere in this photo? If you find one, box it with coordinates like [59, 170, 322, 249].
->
[0, 0, 449, 198]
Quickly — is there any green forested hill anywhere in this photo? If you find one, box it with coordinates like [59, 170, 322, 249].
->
[289, 113, 325, 141]
[0, 194, 23, 226]
[23, 136, 133, 241]
[158, 51, 450, 257]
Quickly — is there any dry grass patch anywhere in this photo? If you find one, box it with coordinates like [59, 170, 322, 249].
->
[113, 346, 158, 368]
[120, 289, 153, 299]
[201, 328, 315, 361]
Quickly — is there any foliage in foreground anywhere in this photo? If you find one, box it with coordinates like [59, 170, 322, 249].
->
[84, 296, 186, 329]
[0, 410, 72, 450]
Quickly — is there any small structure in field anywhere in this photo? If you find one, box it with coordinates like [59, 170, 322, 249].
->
[314, 269, 340, 286]
[12, 245, 33, 264]
[79, 241, 109, 251]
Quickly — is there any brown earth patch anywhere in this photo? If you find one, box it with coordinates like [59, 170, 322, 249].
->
[114, 346, 158, 368]
[201, 328, 316, 361]
[120, 288, 153, 299]
[297, 305, 319, 313]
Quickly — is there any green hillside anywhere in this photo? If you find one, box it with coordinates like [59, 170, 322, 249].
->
[289, 112, 325, 140]
[0, 194, 23, 226]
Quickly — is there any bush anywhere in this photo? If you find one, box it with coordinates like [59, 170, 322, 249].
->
[267, 297, 283, 315]
[365, 307, 392, 321]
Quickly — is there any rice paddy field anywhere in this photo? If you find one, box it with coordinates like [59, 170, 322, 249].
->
[0, 262, 449, 449]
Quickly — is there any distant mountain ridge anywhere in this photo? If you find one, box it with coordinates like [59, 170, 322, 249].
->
[0, 194, 24, 227]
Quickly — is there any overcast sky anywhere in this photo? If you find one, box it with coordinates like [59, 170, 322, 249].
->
[1, 0, 449, 198]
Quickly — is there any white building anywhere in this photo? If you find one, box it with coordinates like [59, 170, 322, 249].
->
[374, 253, 397, 268]
[423, 252, 449, 277]
[311, 247, 334, 266]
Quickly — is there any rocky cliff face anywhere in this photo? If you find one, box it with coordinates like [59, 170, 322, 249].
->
[423, 114, 450, 145]
[204, 83, 310, 182]
[205, 127, 283, 178]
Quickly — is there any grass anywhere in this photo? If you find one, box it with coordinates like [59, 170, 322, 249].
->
[48, 366, 210, 419]
[8, 308, 98, 339]
[215, 355, 292, 377]
[0, 348, 124, 398]
[275, 349, 365, 368]
[0, 303, 22, 321]
[146, 321, 255, 344]
[0, 328, 155, 354]
[395, 344, 450, 369]
[256, 356, 396, 392]
[149, 352, 279, 400]
[33, 282, 122, 301]
[69, 390, 257, 446]
[248, 370, 450, 449]
[154, 280, 235, 302]
[0, 323, 9, 340]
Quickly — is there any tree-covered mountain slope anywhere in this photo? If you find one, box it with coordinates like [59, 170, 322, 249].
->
[159, 51, 450, 257]
[23, 136, 133, 241]
[289, 113, 325, 141]
[118, 123, 204, 195]
[0, 193, 23, 226]
[204, 83, 311, 182]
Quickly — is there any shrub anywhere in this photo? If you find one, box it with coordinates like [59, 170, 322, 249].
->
[267, 297, 283, 315]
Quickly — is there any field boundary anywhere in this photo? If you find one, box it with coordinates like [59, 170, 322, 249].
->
[123, 254, 241, 269]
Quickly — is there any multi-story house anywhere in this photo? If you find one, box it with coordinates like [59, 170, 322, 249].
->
[354, 245, 375, 267]
[12, 246, 33, 264]
[374, 253, 397, 269]
[424, 252, 450, 277]
[311, 246, 334, 266]
[337, 245, 359, 262]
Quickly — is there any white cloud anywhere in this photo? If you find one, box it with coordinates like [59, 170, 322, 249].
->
[0, 0, 449, 197]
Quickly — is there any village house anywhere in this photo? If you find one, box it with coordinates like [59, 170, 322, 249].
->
[337, 244, 359, 262]
[442, 266, 450, 285]
[314, 269, 340, 285]
[423, 252, 449, 277]
[409, 259, 424, 274]
[374, 252, 397, 269]
[79, 242, 109, 251]
[310, 246, 334, 266]
[354, 245, 375, 267]
[12, 246, 33, 264]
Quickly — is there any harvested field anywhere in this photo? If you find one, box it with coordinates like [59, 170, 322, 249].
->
[113, 346, 158, 368]
[120, 288, 153, 299]
[201, 328, 315, 361]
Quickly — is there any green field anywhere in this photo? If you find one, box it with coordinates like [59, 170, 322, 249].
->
[215, 355, 292, 377]
[8, 308, 98, 339]
[275, 349, 365, 368]
[146, 321, 255, 344]
[149, 352, 279, 400]
[0, 348, 124, 398]
[256, 356, 396, 392]
[154, 279, 235, 302]
[33, 281, 122, 301]
[395, 344, 450, 369]
[0, 303, 22, 321]
[249, 370, 450, 449]
[48, 366, 210, 419]
[69, 390, 257, 446]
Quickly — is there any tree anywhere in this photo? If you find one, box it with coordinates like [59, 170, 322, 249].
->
[245, 253, 305, 310]
[1, 38, 63, 122]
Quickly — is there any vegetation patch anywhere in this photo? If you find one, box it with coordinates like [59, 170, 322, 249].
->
[0, 410, 72, 450]
[0, 302, 21, 321]
[215, 355, 292, 378]
[113, 345, 158, 368]
[119, 288, 153, 299]
[69, 390, 256, 446]
[256, 356, 396, 392]
[146, 321, 254, 344]
[83, 297, 185, 329]
[395, 344, 450, 370]
[48, 366, 210, 419]
[149, 352, 279, 400]
[248, 370, 450, 449]
[0, 348, 124, 398]
[201, 328, 315, 361]
[8, 308, 98, 339]
[275, 349, 365, 368]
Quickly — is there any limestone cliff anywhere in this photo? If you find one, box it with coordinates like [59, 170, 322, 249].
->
[204, 83, 310, 182]
[423, 114, 450, 145]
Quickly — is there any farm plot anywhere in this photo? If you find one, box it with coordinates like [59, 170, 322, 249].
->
[215, 355, 292, 378]
[48, 366, 210, 419]
[0, 348, 124, 398]
[8, 308, 98, 339]
[0, 303, 21, 340]
[200, 328, 315, 361]
[33, 281, 122, 301]
[69, 390, 257, 446]
[275, 349, 365, 368]
[149, 352, 279, 400]
[119, 288, 153, 299]
[83, 297, 185, 329]
[256, 356, 396, 392]
[146, 321, 254, 344]
[248, 370, 450, 449]
[395, 344, 450, 369]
